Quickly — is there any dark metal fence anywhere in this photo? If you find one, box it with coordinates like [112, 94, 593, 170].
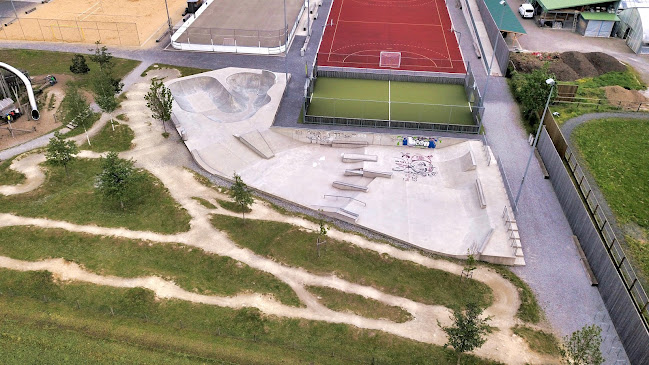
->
[302, 115, 480, 133]
[537, 127, 649, 365]
[475, 0, 509, 76]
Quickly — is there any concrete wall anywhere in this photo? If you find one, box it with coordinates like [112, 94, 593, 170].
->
[537, 127, 649, 365]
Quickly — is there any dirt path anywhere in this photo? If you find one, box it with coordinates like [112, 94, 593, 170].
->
[0, 72, 557, 364]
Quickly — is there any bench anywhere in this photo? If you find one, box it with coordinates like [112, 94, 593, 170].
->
[332, 140, 368, 148]
[475, 178, 486, 209]
[573, 236, 598, 286]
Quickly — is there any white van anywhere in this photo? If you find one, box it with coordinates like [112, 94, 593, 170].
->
[518, 3, 534, 18]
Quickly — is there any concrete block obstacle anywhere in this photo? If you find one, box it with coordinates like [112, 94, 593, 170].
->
[460, 148, 477, 171]
[475, 178, 486, 209]
[312, 205, 359, 223]
[344, 168, 392, 178]
[332, 181, 369, 192]
[331, 140, 369, 148]
[341, 153, 378, 162]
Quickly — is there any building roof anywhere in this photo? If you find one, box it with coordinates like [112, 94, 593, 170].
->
[580, 11, 621, 20]
[536, 0, 616, 11]
[485, 0, 527, 34]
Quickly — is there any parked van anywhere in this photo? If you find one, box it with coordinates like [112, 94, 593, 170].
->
[518, 3, 534, 18]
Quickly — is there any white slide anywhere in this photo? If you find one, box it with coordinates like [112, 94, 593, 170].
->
[0, 62, 39, 120]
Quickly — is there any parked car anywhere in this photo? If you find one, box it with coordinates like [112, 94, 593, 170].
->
[519, 3, 534, 18]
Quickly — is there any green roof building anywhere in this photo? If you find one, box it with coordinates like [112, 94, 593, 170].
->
[529, 0, 620, 36]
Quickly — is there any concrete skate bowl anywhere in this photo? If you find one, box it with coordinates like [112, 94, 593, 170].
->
[168, 70, 276, 123]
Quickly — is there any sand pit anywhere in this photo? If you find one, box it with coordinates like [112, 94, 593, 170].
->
[0, 0, 187, 46]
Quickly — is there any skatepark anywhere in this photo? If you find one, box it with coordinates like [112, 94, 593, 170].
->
[167, 69, 523, 265]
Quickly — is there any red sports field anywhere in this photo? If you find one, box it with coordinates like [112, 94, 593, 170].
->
[317, 0, 465, 74]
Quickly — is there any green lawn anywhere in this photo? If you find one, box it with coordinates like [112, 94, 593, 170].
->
[573, 118, 649, 282]
[307, 77, 473, 125]
[0, 155, 26, 186]
[81, 120, 134, 152]
[307, 286, 413, 323]
[488, 265, 542, 323]
[0, 158, 190, 234]
[0, 269, 500, 365]
[0, 226, 301, 306]
[512, 326, 560, 356]
[141, 63, 211, 77]
[211, 215, 494, 309]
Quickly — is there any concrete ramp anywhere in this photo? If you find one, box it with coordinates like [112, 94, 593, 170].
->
[331, 140, 368, 148]
[362, 169, 392, 178]
[312, 205, 359, 223]
[342, 153, 378, 163]
[237, 130, 275, 159]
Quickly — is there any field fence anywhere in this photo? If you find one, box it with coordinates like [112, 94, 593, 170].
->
[172, 25, 288, 49]
[0, 16, 140, 46]
[316, 52, 466, 74]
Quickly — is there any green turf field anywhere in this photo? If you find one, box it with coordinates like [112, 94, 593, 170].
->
[307, 78, 474, 125]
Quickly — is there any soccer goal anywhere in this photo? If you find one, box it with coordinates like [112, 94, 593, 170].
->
[379, 51, 401, 68]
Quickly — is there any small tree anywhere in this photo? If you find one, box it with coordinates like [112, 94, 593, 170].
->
[560, 324, 604, 365]
[515, 66, 556, 124]
[316, 217, 328, 258]
[441, 303, 492, 365]
[144, 78, 174, 133]
[92, 69, 120, 115]
[461, 251, 477, 280]
[229, 173, 253, 220]
[45, 131, 79, 176]
[69, 54, 90, 74]
[96, 151, 142, 210]
[89, 41, 114, 71]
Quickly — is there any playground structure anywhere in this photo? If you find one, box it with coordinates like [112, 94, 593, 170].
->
[168, 69, 522, 266]
[0, 62, 39, 121]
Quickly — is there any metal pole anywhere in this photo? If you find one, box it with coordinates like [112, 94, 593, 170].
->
[514, 82, 555, 208]
[478, 1, 506, 111]
[284, 0, 289, 82]
[164, 0, 173, 38]
[307, 0, 311, 35]
[9, 0, 19, 21]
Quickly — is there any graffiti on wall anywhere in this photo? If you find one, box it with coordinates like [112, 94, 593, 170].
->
[392, 152, 437, 181]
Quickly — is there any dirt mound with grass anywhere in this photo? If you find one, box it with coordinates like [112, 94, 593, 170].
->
[560, 52, 599, 79]
[509, 52, 545, 73]
[584, 52, 627, 74]
[604, 85, 648, 110]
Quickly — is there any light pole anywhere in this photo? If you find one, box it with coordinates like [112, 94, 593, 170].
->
[163, 0, 173, 38]
[514, 78, 555, 209]
[478, 0, 507, 130]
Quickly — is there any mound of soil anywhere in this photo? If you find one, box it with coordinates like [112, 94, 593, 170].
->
[510, 52, 544, 73]
[604, 85, 648, 110]
[549, 61, 579, 81]
[560, 52, 599, 79]
[584, 52, 627, 74]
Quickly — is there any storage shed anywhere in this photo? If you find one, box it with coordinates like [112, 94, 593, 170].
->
[531, 0, 620, 36]
[617, 7, 649, 53]
[576, 11, 620, 36]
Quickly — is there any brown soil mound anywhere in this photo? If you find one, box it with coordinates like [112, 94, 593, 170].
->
[549, 61, 579, 81]
[584, 52, 627, 74]
[560, 52, 599, 79]
[604, 85, 648, 110]
[510, 53, 543, 73]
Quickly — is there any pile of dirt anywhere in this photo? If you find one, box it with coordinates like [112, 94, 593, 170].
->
[509, 51, 628, 81]
[548, 61, 580, 81]
[584, 52, 627, 74]
[604, 85, 648, 110]
[560, 51, 599, 79]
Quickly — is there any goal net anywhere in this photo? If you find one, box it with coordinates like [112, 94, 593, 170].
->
[379, 51, 401, 68]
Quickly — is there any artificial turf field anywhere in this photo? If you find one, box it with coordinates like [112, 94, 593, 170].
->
[306, 78, 474, 125]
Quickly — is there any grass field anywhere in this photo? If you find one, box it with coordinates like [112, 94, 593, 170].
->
[307, 78, 474, 125]
[512, 326, 560, 356]
[0, 158, 191, 234]
[80, 120, 134, 152]
[0, 269, 498, 365]
[0, 155, 26, 186]
[573, 118, 649, 284]
[0, 226, 301, 306]
[212, 215, 494, 309]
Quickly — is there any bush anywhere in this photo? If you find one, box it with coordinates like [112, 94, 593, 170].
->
[69, 54, 90, 74]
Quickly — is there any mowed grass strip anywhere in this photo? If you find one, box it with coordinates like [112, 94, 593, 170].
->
[0, 158, 191, 234]
[512, 326, 561, 356]
[0, 270, 499, 365]
[573, 118, 649, 283]
[211, 215, 493, 309]
[0, 156, 26, 186]
[307, 286, 413, 323]
[0, 226, 301, 306]
[81, 121, 134, 152]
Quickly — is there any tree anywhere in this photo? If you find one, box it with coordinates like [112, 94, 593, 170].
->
[92, 69, 120, 114]
[144, 78, 174, 133]
[45, 131, 79, 176]
[96, 151, 142, 210]
[229, 173, 253, 220]
[461, 251, 477, 280]
[316, 217, 328, 258]
[514, 66, 556, 123]
[440, 303, 492, 365]
[62, 87, 94, 128]
[560, 324, 604, 365]
[89, 41, 114, 71]
[69, 54, 90, 74]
